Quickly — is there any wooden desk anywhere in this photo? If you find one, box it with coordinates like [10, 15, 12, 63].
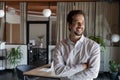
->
[23, 64, 60, 80]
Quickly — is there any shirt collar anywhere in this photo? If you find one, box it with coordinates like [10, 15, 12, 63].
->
[79, 34, 85, 43]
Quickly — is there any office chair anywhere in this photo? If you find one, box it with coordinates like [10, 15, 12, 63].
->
[16, 64, 39, 80]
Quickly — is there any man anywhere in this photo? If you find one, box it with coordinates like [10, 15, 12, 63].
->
[53, 10, 100, 80]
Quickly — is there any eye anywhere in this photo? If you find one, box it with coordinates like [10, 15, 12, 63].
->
[72, 21, 78, 25]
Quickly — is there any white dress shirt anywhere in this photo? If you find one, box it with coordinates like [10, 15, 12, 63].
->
[53, 35, 100, 80]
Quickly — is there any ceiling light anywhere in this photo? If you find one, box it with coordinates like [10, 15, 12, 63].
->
[111, 34, 120, 42]
[0, 10, 5, 18]
[42, 9, 51, 17]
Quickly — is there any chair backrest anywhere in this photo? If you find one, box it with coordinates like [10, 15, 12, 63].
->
[49, 45, 55, 64]
[16, 64, 36, 80]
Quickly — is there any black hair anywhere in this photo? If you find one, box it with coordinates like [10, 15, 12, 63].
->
[67, 10, 85, 24]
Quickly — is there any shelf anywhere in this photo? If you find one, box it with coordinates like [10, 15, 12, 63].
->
[0, 49, 7, 70]
[0, 56, 6, 60]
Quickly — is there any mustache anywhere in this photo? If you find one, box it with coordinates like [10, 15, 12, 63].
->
[77, 27, 81, 29]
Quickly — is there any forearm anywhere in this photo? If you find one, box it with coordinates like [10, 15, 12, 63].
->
[69, 68, 99, 80]
[69, 46, 100, 79]
[71, 64, 100, 79]
[54, 63, 87, 77]
[70, 52, 100, 79]
[53, 47, 88, 77]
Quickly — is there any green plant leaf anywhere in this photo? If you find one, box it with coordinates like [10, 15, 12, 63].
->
[7, 46, 23, 67]
[89, 35, 106, 49]
[109, 60, 120, 72]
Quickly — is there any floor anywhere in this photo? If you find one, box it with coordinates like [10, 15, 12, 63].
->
[0, 69, 17, 80]
[0, 70, 119, 80]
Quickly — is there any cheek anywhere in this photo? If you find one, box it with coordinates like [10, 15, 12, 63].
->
[83, 26, 85, 30]
[70, 24, 76, 29]
[69, 26, 74, 31]
[69, 24, 78, 31]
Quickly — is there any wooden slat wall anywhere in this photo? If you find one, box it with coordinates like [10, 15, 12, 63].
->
[0, 0, 97, 2]
[6, 23, 20, 44]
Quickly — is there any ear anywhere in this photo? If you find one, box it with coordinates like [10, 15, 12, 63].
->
[69, 27, 71, 31]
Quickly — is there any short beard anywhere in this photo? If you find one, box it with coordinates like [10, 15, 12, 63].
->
[74, 32, 82, 36]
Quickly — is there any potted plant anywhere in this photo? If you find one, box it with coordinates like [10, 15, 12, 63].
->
[109, 60, 120, 80]
[7, 46, 23, 68]
[38, 35, 44, 48]
[38, 35, 44, 41]
[89, 35, 106, 52]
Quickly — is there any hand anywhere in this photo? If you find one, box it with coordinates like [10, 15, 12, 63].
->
[82, 63, 88, 69]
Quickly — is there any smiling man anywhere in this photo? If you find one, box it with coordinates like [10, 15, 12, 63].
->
[53, 10, 100, 80]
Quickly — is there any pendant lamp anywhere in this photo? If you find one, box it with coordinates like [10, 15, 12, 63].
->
[111, 34, 120, 42]
[42, 9, 51, 17]
[42, 2, 51, 17]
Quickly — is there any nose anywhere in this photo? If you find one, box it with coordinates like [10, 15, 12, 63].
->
[78, 23, 81, 26]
